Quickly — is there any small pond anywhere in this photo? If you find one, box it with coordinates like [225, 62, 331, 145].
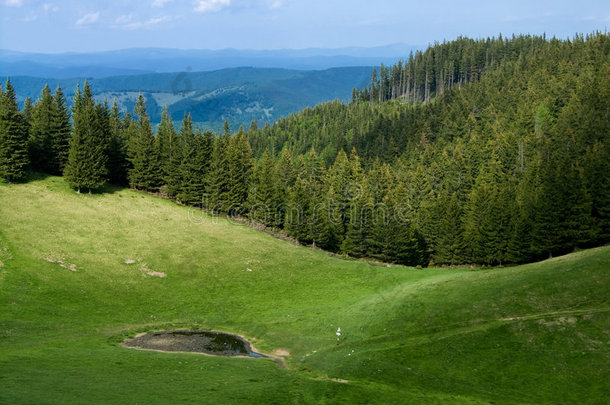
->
[122, 330, 265, 358]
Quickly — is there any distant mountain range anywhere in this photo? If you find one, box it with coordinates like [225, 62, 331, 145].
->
[0, 44, 418, 78]
[9, 66, 373, 131]
[2, 45, 417, 130]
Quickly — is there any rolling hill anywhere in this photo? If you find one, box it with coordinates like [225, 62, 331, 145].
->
[0, 175, 608, 404]
[9, 66, 373, 131]
[0, 45, 415, 78]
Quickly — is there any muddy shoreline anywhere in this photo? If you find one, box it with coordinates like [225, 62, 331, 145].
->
[121, 329, 286, 368]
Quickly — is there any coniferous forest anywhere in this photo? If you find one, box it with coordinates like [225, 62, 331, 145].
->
[1, 33, 608, 266]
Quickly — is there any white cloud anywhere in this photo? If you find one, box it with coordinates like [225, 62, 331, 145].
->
[152, 0, 173, 7]
[115, 15, 173, 30]
[115, 14, 134, 24]
[4, 0, 23, 7]
[75, 11, 100, 26]
[194, 0, 230, 13]
[151, 0, 174, 7]
[270, 0, 284, 9]
[42, 3, 59, 12]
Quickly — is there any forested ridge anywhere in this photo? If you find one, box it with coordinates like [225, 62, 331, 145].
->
[1, 33, 608, 266]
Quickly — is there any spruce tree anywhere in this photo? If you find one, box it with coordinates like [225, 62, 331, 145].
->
[0, 79, 29, 182]
[157, 106, 176, 178]
[248, 149, 277, 226]
[28, 84, 54, 172]
[379, 184, 428, 266]
[51, 85, 71, 174]
[208, 131, 231, 212]
[127, 94, 161, 191]
[432, 192, 467, 265]
[341, 181, 373, 257]
[226, 126, 253, 214]
[176, 115, 209, 205]
[585, 141, 610, 244]
[22, 97, 33, 124]
[285, 176, 311, 243]
[63, 81, 107, 192]
[318, 184, 344, 251]
[463, 145, 510, 264]
[106, 99, 128, 185]
[164, 119, 184, 198]
[96, 99, 112, 167]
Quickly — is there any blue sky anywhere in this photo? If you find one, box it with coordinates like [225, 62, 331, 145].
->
[1, 0, 608, 53]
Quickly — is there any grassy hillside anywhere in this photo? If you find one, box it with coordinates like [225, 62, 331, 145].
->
[1, 175, 608, 404]
[9, 66, 372, 131]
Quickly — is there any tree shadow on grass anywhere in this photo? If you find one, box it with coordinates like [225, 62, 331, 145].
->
[24, 171, 127, 196]
[25, 171, 53, 182]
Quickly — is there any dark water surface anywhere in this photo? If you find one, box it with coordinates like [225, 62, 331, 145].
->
[122, 330, 263, 357]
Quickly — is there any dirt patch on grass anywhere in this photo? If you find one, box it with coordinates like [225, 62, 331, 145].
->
[537, 316, 578, 326]
[274, 349, 291, 357]
[44, 254, 77, 272]
[0, 242, 12, 267]
[130, 260, 167, 278]
[146, 271, 167, 278]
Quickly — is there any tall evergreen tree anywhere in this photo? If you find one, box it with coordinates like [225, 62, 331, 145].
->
[285, 175, 311, 242]
[63, 81, 107, 192]
[106, 99, 128, 185]
[463, 146, 510, 265]
[226, 126, 253, 213]
[51, 85, 72, 174]
[157, 106, 176, 178]
[585, 141, 610, 244]
[248, 148, 278, 226]
[28, 84, 54, 172]
[0, 79, 29, 182]
[176, 115, 210, 205]
[22, 97, 33, 125]
[208, 130, 231, 212]
[127, 94, 161, 191]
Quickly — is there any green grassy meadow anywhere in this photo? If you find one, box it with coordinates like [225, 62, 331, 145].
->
[1, 175, 609, 404]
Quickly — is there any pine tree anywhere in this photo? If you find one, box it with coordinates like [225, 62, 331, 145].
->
[341, 181, 373, 257]
[127, 93, 161, 191]
[248, 149, 277, 226]
[465, 144, 510, 264]
[22, 97, 33, 124]
[22, 97, 33, 148]
[106, 99, 128, 185]
[96, 99, 112, 168]
[324, 149, 352, 238]
[51, 85, 71, 174]
[226, 126, 253, 214]
[381, 184, 428, 266]
[63, 81, 107, 192]
[208, 131, 231, 212]
[285, 176, 311, 243]
[164, 117, 184, 199]
[28, 84, 54, 172]
[314, 184, 342, 250]
[157, 106, 176, 178]
[0, 79, 29, 182]
[433, 192, 467, 264]
[585, 141, 610, 244]
[176, 115, 209, 205]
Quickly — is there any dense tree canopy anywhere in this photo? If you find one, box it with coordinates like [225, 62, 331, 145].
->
[0, 79, 29, 182]
[2, 32, 608, 266]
